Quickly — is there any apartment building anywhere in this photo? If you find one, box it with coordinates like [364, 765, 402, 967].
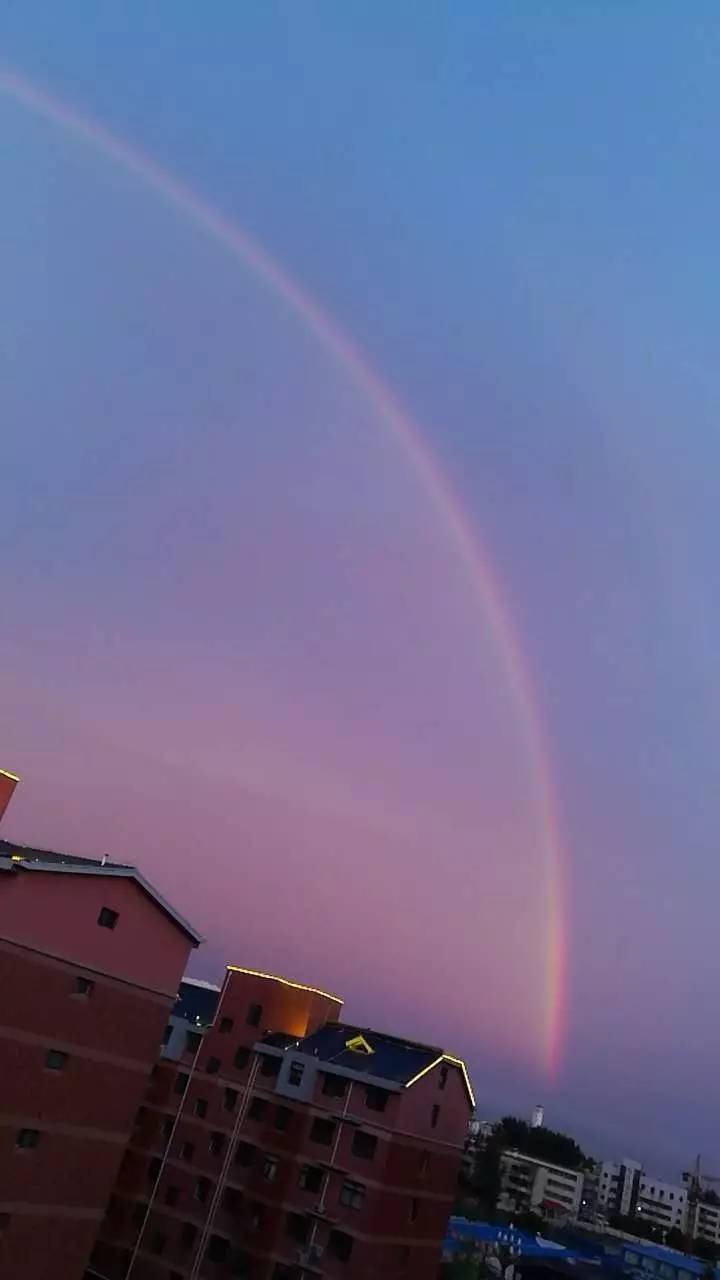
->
[498, 1151, 584, 1221]
[692, 1198, 720, 1247]
[92, 965, 475, 1280]
[596, 1158, 643, 1219]
[0, 830, 201, 1280]
[636, 1176, 688, 1235]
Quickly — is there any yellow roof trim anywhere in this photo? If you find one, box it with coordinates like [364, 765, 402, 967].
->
[0, 768, 20, 783]
[404, 1053, 476, 1108]
[226, 965, 343, 1006]
[345, 1033, 374, 1055]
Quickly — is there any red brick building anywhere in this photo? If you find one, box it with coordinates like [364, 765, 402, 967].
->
[92, 967, 474, 1280]
[0, 826, 202, 1280]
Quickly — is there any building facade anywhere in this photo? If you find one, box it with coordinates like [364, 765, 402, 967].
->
[91, 966, 474, 1280]
[0, 836, 201, 1280]
[597, 1159, 643, 1220]
[636, 1176, 688, 1236]
[497, 1151, 584, 1221]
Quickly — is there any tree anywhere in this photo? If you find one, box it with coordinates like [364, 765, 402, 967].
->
[665, 1227, 685, 1250]
[497, 1116, 590, 1171]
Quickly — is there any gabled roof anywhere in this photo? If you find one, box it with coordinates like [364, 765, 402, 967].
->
[0, 839, 202, 945]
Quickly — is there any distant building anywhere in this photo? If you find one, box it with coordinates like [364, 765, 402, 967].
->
[692, 1198, 720, 1247]
[636, 1175, 688, 1235]
[92, 965, 475, 1280]
[498, 1150, 584, 1220]
[597, 1158, 643, 1219]
[0, 835, 201, 1280]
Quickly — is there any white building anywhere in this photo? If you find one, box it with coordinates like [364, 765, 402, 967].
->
[693, 1199, 720, 1246]
[498, 1151, 584, 1220]
[636, 1175, 688, 1234]
[597, 1158, 643, 1219]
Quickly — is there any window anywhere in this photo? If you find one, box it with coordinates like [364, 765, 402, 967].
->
[74, 975, 94, 997]
[288, 1059, 305, 1087]
[186, 1030, 202, 1055]
[206, 1056, 221, 1074]
[328, 1229, 354, 1262]
[235, 1141, 256, 1168]
[131, 1201, 146, 1227]
[322, 1072, 347, 1098]
[16, 1128, 39, 1150]
[262, 1155, 278, 1182]
[234, 1047, 250, 1070]
[352, 1130, 377, 1160]
[339, 1180, 365, 1211]
[410, 1197, 419, 1222]
[98, 906, 119, 929]
[134, 1106, 146, 1129]
[419, 1150, 430, 1177]
[194, 1098, 208, 1118]
[174, 1071, 189, 1095]
[365, 1086, 389, 1112]
[248, 1096, 268, 1121]
[275, 1105, 292, 1132]
[298, 1164, 324, 1193]
[165, 1185, 180, 1207]
[230, 1250, 253, 1277]
[247, 1003, 263, 1027]
[439, 1064, 448, 1090]
[286, 1212, 310, 1244]
[223, 1185, 242, 1212]
[180, 1141, 195, 1161]
[261, 1055, 281, 1078]
[161, 1024, 173, 1046]
[249, 1202, 265, 1231]
[219, 1017, 234, 1034]
[0, 1214, 11, 1235]
[209, 1132, 225, 1156]
[196, 1176, 212, 1204]
[181, 1222, 198, 1249]
[224, 1087, 239, 1112]
[310, 1117, 335, 1146]
[45, 1049, 68, 1071]
[431, 1104, 440, 1128]
[149, 1231, 166, 1256]
[148, 1157, 162, 1182]
[206, 1235, 230, 1264]
[162, 1118, 174, 1141]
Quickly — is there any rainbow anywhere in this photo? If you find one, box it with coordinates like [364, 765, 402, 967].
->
[0, 66, 567, 1078]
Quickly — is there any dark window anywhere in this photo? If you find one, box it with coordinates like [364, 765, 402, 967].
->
[223, 1185, 242, 1212]
[131, 1202, 146, 1227]
[186, 1030, 202, 1054]
[431, 1104, 440, 1128]
[286, 1212, 310, 1244]
[174, 1071, 189, 1094]
[310, 1117, 335, 1146]
[234, 1046, 250, 1070]
[149, 1231, 166, 1256]
[98, 906, 119, 929]
[249, 1202, 265, 1231]
[0, 1215, 10, 1234]
[439, 1064, 449, 1090]
[262, 1155, 278, 1182]
[161, 1024, 173, 1046]
[16, 1128, 39, 1150]
[209, 1132, 225, 1156]
[298, 1164, 324, 1193]
[322, 1072, 347, 1098]
[180, 1222, 198, 1249]
[248, 1096, 267, 1121]
[162, 1118, 174, 1141]
[74, 975, 94, 996]
[235, 1141, 256, 1167]
[328, 1229, 354, 1262]
[230, 1250, 253, 1277]
[180, 1141, 195, 1161]
[224, 1087, 239, 1111]
[365, 1086, 389, 1112]
[288, 1059, 305, 1087]
[273, 1267, 295, 1280]
[134, 1106, 147, 1128]
[352, 1131, 377, 1160]
[275, 1105, 292, 1132]
[206, 1056, 221, 1074]
[219, 1017, 234, 1034]
[148, 1156, 162, 1182]
[261, 1055, 281, 1078]
[339, 1180, 365, 1211]
[165, 1185, 180, 1207]
[196, 1176, 212, 1204]
[194, 1098, 208, 1118]
[419, 1149, 430, 1177]
[410, 1197, 419, 1222]
[247, 1003, 262, 1027]
[206, 1235, 230, 1264]
[45, 1049, 68, 1071]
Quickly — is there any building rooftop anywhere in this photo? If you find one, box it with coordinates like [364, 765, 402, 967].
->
[0, 838, 203, 945]
[298, 1021, 441, 1082]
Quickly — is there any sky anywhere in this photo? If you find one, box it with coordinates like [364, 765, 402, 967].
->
[2, 2, 720, 1175]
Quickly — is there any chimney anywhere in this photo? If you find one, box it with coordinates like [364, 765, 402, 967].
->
[0, 769, 19, 829]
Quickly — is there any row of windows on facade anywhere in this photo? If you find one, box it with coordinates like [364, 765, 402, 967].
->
[125, 1202, 356, 1266]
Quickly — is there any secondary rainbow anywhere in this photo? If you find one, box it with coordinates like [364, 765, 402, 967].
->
[0, 66, 567, 1078]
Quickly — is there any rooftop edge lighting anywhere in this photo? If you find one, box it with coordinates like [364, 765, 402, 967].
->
[227, 965, 344, 1006]
[405, 1053, 476, 1109]
[0, 768, 20, 782]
